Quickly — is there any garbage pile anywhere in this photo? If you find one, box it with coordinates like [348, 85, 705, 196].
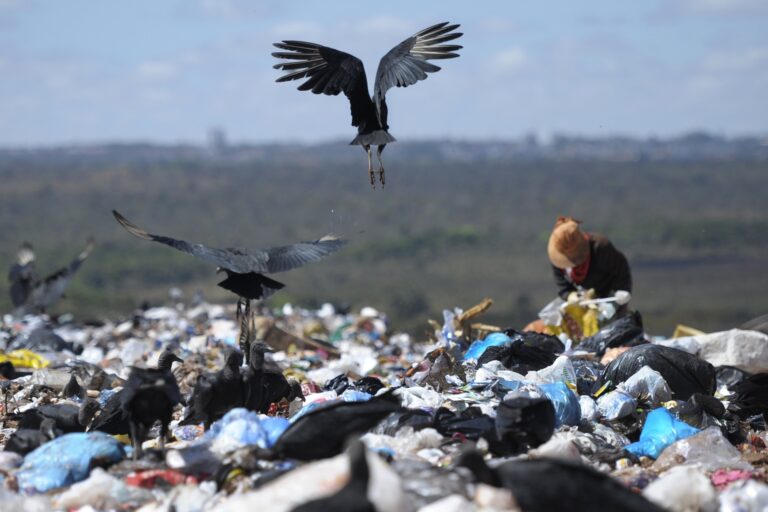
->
[1, 299, 767, 511]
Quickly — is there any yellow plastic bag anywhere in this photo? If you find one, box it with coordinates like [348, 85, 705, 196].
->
[0, 349, 50, 369]
[545, 304, 600, 342]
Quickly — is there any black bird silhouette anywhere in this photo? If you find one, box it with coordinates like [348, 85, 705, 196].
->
[457, 450, 664, 512]
[242, 342, 302, 414]
[273, 21, 462, 188]
[181, 349, 244, 429]
[61, 374, 85, 400]
[272, 391, 402, 460]
[8, 239, 94, 315]
[291, 439, 376, 512]
[8, 242, 36, 308]
[121, 361, 182, 460]
[17, 398, 100, 433]
[89, 347, 182, 436]
[5, 418, 61, 456]
[112, 210, 345, 362]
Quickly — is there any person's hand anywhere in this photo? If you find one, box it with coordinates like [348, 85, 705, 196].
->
[584, 288, 596, 300]
[567, 291, 580, 304]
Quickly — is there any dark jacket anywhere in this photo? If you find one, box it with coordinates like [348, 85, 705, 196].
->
[552, 234, 631, 300]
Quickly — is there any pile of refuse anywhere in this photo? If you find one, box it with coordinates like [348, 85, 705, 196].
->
[1, 298, 767, 511]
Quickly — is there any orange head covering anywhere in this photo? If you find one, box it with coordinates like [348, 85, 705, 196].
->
[547, 216, 590, 269]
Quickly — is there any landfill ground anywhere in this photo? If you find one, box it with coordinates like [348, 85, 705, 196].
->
[1, 298, 767, 511]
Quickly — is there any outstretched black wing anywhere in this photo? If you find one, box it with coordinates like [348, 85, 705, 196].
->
[19, 238, 94, 313]
[373, 22, 462, 121]
[272, 41, 376, 129]
[113, 211, 346, 274]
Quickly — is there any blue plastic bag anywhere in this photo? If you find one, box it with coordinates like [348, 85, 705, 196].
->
[204, 408, 289, 450]
[625, 407, 699, 459]
[539, 381, 581, 427]
[16, 432, 126, 493]
[464, 332, 514, 361]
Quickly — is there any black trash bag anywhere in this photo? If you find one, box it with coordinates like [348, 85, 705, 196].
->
[674, 392, 726, 429]
[477, 342, 558, 373]
[596, 344, 716, 401]
[492, 396, 555, 456]
[716, 366, 751, 389]
[377, 409, 434, 436]
[322, 374, 350, 395]
[434, 407, 495, 441]
[272, 391, 402, 460]
[728, 373, 768, 420]
[572, 359, 604, 396]
[353, 376, 385, 395]
[502, 329, 565, 354]
[578, 311, 646, 356]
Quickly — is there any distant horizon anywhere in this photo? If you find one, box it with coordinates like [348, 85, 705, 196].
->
[1, 129, 767, 151]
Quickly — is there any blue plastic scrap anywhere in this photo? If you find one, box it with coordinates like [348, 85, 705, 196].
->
[625, 407, 699, 459]
[539, 381, 581, 427]
[15, 432, 126, 493]
[204, 408, 289, 449]
[464, 332, 514, 361]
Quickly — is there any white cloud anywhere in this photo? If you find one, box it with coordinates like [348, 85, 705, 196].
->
[136, 61, 177, 81]
[703, 47, 768, 72]
[492, 48, 528, 72]
[685, 0, 767, 14]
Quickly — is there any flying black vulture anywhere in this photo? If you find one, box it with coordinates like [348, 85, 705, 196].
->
[457, 450, 664, 512]
[181, 349, 244, 429]
[273, 21, 463, 188]
[8, 239, 94, 315]
[121, 361, 182, 460]
[291, 439, 376, 512]
[112, 210, 345, 361]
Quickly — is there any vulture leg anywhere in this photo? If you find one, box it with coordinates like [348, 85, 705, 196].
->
[238, 298, 252, 364]
[377, 144, 386, 187]
[130, 421, 142, 460]
[363, 145, 375, 189]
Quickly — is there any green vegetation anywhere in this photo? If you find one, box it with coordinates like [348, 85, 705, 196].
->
[1, 147, 766, 336]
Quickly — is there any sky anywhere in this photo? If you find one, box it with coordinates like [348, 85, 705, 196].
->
[0, 0, 767, 146]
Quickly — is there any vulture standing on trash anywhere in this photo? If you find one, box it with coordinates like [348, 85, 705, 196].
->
[457, 450, 665, 512]
[181, 349, 244, 429]
[121, 356, 182, 459]
[273, 21, 463, 188]
[8, 239, 94, 315]
[112, 210, 345, 362]
[89, 347, 182, 436]
[291, 439, 376, 512]
[242, 342, 304, 414]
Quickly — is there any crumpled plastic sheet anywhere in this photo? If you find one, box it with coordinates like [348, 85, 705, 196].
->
[15, 432, 126, 493]
[652, 427, 753, 472]
[597, 390, 637, 420]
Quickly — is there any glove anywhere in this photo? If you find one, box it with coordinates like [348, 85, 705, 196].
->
[566, 292, 580, 305]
